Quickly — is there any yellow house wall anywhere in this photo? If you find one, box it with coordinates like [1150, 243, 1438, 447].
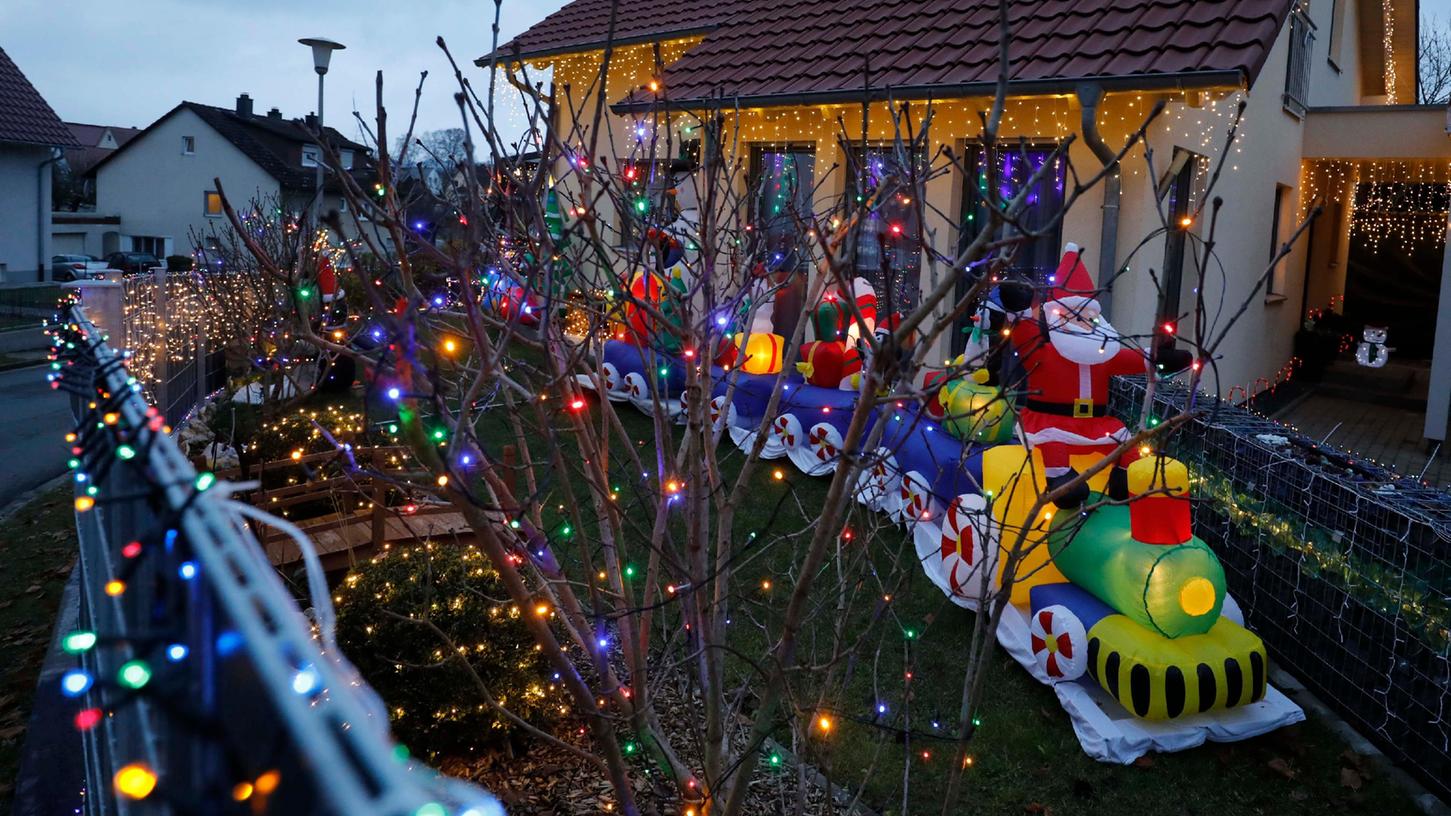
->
[532, 9, 1376, 399]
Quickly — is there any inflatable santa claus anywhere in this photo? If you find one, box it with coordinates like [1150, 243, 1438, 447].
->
[1000, 244, 1190, 508]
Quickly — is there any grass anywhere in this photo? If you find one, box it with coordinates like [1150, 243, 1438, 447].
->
[230, 372, 1427, 815]
[0, 485, 77, 813]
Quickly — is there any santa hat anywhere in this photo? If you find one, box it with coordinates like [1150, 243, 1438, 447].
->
[1048, 243, 1098, 312]
[318, 256, 340, 304]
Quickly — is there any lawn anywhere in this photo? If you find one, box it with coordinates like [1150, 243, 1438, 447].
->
[211, 370, 1426, 815]
[0, 485, 77, 814]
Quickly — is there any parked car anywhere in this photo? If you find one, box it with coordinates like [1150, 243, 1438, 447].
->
[50, 254, 109, 281]
[102, 252, 162, 275]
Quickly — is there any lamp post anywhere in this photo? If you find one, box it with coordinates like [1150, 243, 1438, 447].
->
[298, 37, 345, 226]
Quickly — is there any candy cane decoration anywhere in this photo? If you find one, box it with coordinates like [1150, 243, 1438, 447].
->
[600, 362, 621, 393]
[808, 423, 842, 463]
[772, 414, 802, 449]
[856, 448, 898, 506]
[940, 493, 986, 597]
[624, 372, 648, 401]
[899, 470, 933, 521]
[1029, 605, 1087, 682]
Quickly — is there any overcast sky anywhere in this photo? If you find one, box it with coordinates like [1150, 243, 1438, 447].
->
[4, 0, 1451, 151]
[0, 0, 569, 147]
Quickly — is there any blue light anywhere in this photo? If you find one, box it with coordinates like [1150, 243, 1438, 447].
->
[216, 630, 243, 656]
[178, 561, 197, 580]
[386, 387, 402, 401]
[166, 643, 189, 662]
[292, 666, 320, 695]
[61, 669, 93, 697]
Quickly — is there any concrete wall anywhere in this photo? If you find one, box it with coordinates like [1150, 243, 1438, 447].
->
[96, 107, 280, 258]
[0, 144, 54, 283]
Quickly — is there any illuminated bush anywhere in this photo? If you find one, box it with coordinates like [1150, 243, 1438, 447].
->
[335, 541, 565, 756]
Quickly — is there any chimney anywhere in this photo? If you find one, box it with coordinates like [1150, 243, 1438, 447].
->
[304, 113, 318, 131]
[1126, 456, 1192, 545]
[267, 107, 282, 120]
[236, 93, 254, 117]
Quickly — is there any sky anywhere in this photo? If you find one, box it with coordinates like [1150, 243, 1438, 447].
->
[0, 0, 571, 147]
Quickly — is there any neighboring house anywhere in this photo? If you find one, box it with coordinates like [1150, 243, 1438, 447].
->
[87, 93, 376, 261]
[488, 0, 1451, 443]
[0, 46, 78, 283]
[52, 122, 141, 257]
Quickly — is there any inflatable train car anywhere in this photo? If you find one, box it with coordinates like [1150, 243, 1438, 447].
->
[581, 337, 1303, 761]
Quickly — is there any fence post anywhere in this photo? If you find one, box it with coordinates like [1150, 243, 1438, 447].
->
[153, 267, 168, 416]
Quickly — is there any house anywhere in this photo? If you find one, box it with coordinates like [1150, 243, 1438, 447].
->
[488, 0, 1451, 447]
[85, 93, 376, 261]
[51, 122, 141, 258]
[0, 46, 78, 283]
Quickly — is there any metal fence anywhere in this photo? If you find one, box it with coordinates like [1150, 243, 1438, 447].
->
[1111, 376, 1451, 802]
[54, 304, 502, 816]
[120, 271, 229, 425]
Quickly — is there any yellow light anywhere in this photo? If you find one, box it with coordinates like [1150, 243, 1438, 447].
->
[534, 603, 550, 617]
[761, 579, 772, 591]
[1139, 445, 1152, 457]
[436, 474, 450, 487]
[290, 449, 303, 461]
[75, 496, 95, 512]
[331, 330, 345, 341]
[114, 763, 157, 800]
[443, 338, 458, 353]
[232, 781, 254, 801]
[65, 432, 77, 443]
[817, 714, 832, 734]
[103, 412, 119, 425]
[105, 579, 126, 596]
[254, 770, 280, 795]
[772, 469, 784, 481]
[1179, 578, 1217, 616]
[1179, 216, 1193, 228]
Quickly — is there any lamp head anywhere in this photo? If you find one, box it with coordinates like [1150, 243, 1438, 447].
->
[298, 37, 345, 75]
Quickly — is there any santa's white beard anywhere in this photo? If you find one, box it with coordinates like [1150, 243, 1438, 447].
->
[1047, 320, 1121, 364]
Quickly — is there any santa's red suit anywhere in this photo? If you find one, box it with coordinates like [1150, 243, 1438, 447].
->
[1008, 244, 1148, 480]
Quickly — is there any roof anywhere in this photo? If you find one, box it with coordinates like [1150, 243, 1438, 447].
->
[485, 0, 752, 61]
[88, 101, 373, 189]
[0, 47, 77, 148]
[63, 122, 142, 175]
[492, 0, 1294, 110]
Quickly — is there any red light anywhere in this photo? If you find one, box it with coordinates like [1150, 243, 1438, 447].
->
[1161, 322, 1176, 335]
[889, 223, 903, 236]
[74, 708, 102, 731]
[121, 541, 142, 559]
[683, 349, 695, 359]
[458, 214, 468, 226]
[569, 398, 586, 411]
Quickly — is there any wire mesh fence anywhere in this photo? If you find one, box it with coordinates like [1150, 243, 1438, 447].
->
[1111, 375, 1451, 802]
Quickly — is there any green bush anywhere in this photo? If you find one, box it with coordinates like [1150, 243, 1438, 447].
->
[166, 254, 195, 272]
[335, 541, 565, 757]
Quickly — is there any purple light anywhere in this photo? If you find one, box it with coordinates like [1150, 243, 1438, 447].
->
[414, 221, 425, 231]
[386, 386, 402, 400]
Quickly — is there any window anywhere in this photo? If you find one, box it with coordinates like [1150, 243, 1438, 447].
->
[338, 195, 348, 213]
[302, 145, 321, 167]
[204, 190, 223, 217]
[954, 142, 1066, 353]
[340, 149, 355, 170]
[844, 143, 927, 314]
[182, 136, 195, 155]
[1327, 0, 1345, 69]
[747, 144, 816, 270]
[1267, 184, 1291, 298]
[1284, 9, 1315, 116]
[1158, 149, 1204, 326]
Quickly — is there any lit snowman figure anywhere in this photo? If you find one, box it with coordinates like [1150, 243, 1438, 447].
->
[1355, 325, 1391, 368]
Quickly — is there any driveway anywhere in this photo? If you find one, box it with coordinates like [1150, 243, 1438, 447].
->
[0, 364, 69, 507]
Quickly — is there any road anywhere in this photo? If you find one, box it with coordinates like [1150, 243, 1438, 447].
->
[0, 364, 69, 507]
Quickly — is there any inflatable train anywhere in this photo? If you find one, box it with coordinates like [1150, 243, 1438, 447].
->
[569, 255, 1303, 761]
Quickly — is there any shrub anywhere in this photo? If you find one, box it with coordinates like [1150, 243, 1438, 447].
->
[334, 541, 565, 757]
[166, 254, 195, 272]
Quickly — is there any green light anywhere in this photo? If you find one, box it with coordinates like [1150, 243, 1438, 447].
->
[392, 744, 410, 761]
[414, 804, 446, 816]
[972, 716, 982, 727]
[388, 423, 399, 434]
[117, 660, 152, 689]
[561, 525, 572, 536]
[509, 519, 520, 529]
[769, 753, 782, 767]
[624, 565, 636, 578]
[623, 741, 638, 755]
[116, 445, 136, 460]
[194, 472, 216, 491]
[431, 429, 446, 441]
[633, 198, 648, 214]
[68, 458, 80, 469]
[904, 628, 916, 639]
[62, 630, 97, 654]
[298, 287, 312, 300]
[86, 485, 98, 496]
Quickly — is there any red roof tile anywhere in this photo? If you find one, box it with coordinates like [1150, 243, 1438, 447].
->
[0, 47, 77, 148]
[496, 0, 1292, 109]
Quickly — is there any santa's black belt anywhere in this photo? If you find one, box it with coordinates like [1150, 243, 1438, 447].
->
[1023, 399, 1108, 418]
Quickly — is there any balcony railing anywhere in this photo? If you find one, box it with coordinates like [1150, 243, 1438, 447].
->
[48, 303, 501, 816]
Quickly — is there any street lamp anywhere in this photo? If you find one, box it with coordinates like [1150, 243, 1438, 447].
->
[298, 37, 345, 226]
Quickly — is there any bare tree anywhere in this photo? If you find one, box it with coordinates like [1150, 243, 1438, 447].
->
[1421, 14, 1451, 104]
[209, 2, 1316, 814]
